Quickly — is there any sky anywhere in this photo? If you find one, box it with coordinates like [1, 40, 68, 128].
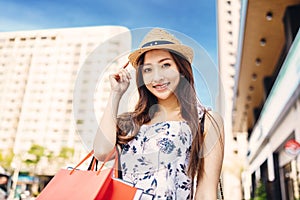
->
[0, 0, 219, 107]
[0, 0, 217, 62]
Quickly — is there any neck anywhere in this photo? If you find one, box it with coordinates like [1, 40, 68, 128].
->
[146, 94, 183, 124]
[157, 94, 180, 113]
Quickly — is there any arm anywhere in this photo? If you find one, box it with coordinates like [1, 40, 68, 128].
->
[194, 111, 224, 200]
[93, 68, 131, 161]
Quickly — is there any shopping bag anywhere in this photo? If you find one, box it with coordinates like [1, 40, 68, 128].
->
[36, 147, 138, 200]
[36, 168, 112, 200]
[87, 150, 149, 200]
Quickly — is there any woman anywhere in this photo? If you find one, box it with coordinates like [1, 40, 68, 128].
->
[93, 28, 224, 199]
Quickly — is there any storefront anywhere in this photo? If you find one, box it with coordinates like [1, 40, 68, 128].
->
[246, 29, 300, 200]
[279, 139, 300, 199]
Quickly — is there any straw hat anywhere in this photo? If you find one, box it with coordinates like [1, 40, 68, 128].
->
[128, 28, 194, 68]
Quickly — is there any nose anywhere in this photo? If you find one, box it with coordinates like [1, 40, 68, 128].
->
[152, 68, 164, 82]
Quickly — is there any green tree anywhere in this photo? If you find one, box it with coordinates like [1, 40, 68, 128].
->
[252, 180, 267, 200]
[24, 144, 45, 166]
[0, 148, 14, 171]
[58, 147, 74, 159]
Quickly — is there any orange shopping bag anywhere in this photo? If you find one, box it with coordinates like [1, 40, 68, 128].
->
[36, 147, 138, 200]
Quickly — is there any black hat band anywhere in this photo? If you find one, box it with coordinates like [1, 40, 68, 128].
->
[141, 40, 174, 48]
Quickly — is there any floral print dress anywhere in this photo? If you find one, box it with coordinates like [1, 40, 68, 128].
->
[120, 121, 193, 200]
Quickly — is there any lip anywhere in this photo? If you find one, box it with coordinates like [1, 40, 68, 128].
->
[152, 82, 170, 91]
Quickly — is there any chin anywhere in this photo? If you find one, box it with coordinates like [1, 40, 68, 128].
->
[154, 92, 173, 100]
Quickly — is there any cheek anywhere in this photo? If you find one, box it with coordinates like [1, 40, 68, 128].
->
[167, 69, 180, 82]
[145, 84, 153, 93]
[142, 74, 152, 85]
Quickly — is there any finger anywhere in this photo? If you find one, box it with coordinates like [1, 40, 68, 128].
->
[114, 74, 121, 81]
[119, 69, 130, 82]
[124, 69, 131, 79]
[110, 74, 119, 84]
[113, 71, 124, 82]
[123, 70, 130, 82]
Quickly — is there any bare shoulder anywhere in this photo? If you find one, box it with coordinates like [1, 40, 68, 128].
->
[204, 111, 224, 139]
[205, 111, 224, 128]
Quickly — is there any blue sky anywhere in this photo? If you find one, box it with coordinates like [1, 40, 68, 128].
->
[0, 0, 217, 62]
[0, 0, 219, 107]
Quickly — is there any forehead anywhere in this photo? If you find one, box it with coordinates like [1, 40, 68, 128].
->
[144, 49, 173, 63]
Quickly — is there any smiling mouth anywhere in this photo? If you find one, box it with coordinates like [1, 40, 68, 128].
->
[153, 82, 170, 90]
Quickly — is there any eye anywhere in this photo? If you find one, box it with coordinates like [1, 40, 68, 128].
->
[161, 63, 171, 68]
[143, 67, 152, 73]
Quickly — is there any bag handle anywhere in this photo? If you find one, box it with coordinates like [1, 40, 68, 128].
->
[88, 147, 120, 177]
[70, 147, 117, 175]
[96, 147, 118, 175]
[88, 156, 98, 171]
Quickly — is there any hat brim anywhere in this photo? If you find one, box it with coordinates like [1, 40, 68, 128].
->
[128, 44, 193, 68]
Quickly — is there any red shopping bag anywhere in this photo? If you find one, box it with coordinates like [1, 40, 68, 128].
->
[36, 147, 138, 200]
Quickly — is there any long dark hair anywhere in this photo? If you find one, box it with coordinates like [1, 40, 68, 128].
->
[116, 50, 206, 181]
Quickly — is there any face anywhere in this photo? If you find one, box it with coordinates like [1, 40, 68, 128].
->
[141, 49, 180, 100]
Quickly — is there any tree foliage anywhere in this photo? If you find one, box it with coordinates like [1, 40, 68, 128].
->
[252, 180, 267, 200]
[58, 147, 74, 159]
[0, 148, 14, 171]
[24, 144, 45, 165]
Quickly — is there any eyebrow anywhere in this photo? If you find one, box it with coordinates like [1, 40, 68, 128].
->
[143, 57, 172, 67]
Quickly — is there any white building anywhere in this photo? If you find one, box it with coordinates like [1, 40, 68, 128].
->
[218, 0, 300, 199]
[217, 0, 246, 199]
[0, 26, 131, 174]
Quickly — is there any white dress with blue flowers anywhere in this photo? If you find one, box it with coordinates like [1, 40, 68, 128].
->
[120, 121, 193, 200]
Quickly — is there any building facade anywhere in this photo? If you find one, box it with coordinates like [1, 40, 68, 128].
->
[217, 0, 246, 199]
[218, 0, 300, 199]
[0, 26, 131, 174]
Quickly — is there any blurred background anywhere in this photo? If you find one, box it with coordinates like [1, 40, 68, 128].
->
[0, 0, 300, 199]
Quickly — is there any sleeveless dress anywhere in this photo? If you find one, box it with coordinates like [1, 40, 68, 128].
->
[120, 121, 193, 199]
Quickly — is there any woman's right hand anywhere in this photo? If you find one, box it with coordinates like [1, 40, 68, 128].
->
[109, 68, 131, 95]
